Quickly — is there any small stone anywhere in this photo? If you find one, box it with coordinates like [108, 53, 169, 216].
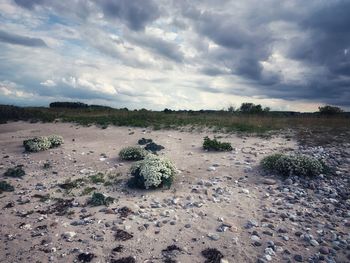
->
[310, 239, 319, 246]
[208, 166, 216, 171]
[251, 235, 260, 242]
[319, 246, 329, 255]
[240, 189, 250, 194]
[208, 233, 220, 241]
[294, 254, 303, 262]
[263, 179, 276, 185]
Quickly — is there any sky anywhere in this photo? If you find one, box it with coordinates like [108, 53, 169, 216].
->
[0, 0, 350, 111]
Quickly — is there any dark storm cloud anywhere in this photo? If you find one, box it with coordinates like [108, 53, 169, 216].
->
[179, 1, 350, 106]
[126, 33, 184, 62]
[6, 0, 350, 108]
[0, 30, 47, 47]
[97, 0, 161, 31]
[13, 0, 43, 9]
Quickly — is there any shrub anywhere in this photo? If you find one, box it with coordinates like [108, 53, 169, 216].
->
[23, 135, 63, 152]
[89, 192, 114, 206]
[119, 146, 148, 161]
[261, 153, 327, 177]
[318, 105, 343, 115]
[129, 155, 177, 189]
[203, 136, 233, 151]
[4, 165, 25, 178]
[47, 135, 64, 147]
[23, 137, 51, 152]
[138, 138, 153, 145]
[144, 142, 165, 153]
[0, 181, 14, 193]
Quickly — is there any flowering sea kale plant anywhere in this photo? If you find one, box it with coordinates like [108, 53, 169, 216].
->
[129, 154, 177, 189]
[23, 135, 64, 152]
[119, 146, 148, 161]
[48, 135, 64, 148]
[261, 153, 327, 177]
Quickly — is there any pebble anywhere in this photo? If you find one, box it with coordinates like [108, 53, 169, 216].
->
[207, 233, 220, 241]
[294, 254, 303, 262]
[319, 246, 330, 255]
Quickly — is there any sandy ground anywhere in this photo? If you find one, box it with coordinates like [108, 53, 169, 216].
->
[0, 121, 343, 263]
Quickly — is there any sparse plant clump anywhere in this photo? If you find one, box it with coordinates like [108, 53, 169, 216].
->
[261, 153, 328, 177]
[23, 135, 64, 152]
[119, 146, 148, 161]
[88, 192, 114, 206]
[129, 154, 176, 189]
[138, 138, 153, 145]
[144, 142, 165, 153]
[4, 165, 25, 178]
[0, 181, 14, 193]
[89, 172, 105, 184]
[203, 136, 233, 151]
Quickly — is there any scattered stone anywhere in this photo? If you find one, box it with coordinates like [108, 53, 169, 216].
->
[207, 233, 220, 241]
[294, 254, 303, 262]
[262, 179, 276, 185]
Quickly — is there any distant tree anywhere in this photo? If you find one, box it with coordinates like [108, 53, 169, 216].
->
[163, 108, 172, 113]
[239, 103, 263, 114]
[263, 107, 271, 113]
[227, 105, 236, 113]
[49, 102, 88, 109]
[318, 105, 343, 115]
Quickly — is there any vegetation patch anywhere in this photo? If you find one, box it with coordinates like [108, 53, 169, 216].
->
[119, 146, 148, 161]
[47, 135, 64, 147]
[81, 187, 97, 196]
[138, 138, 153, 145]
[58, 178, 87, 192]
[129, 154, 176, 189]
[0, 181, 15, 193]
[23, 134, 63, 152]
[144, 142, 165, 153]
[4, 165, 25, 178]
[201, 248, 224, 263]
[203, 136, 233, 151]
[89, 172, 105, 184]
[88, 192, 114, 206]
[261, 153, 329, 177]
[114, 229, 133, 241]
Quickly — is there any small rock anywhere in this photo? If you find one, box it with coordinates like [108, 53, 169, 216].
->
[208, 233, 220, 241]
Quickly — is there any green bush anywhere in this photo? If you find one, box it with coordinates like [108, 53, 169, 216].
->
[261, 153, 327, 176]
[0, 181, 14, 193]
[203, 136, 233, 151]
[23, 135, 64, 152]
[119, 146, 148, 161]
[47, 135, 64, 147]
[23, 137, 51, 152]
[129, 155, 176, 189]
[88, 192, 114, 206]
[4, 165, 25, 178]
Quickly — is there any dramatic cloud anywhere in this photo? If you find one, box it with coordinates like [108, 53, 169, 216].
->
[0, 30, 47, 47]
[0, 0, 349, 111]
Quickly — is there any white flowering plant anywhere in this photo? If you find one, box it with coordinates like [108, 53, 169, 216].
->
[23, 134, 64, 152]
[129, 154, 177, 189]
[48, 135, 64, 147]
[261, 153, 328, 177]
[23, 136, 51, 152]
[119, 146, 148, 161]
